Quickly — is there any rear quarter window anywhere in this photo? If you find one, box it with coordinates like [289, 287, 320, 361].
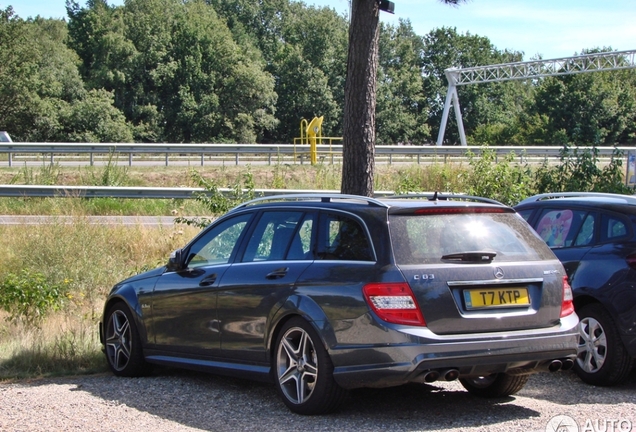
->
[317, 212, 374, 261]
[601, 213, 631, 242]
[389, 212, 555, 264]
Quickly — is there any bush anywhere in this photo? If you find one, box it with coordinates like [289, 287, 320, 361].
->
[175, 168, 256, 228]
[0, 269, 67, 328]
[466, 147, 534, 206]
[534, 145, 633, 194]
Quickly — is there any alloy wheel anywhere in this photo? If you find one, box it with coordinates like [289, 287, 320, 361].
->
[576, 316, 607, 374]
[106, 309, 132, 372]
[276, 326, 318, 405]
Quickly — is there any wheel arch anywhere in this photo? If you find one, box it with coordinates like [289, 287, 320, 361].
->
[267, 294, 337, 359]
[574, 293, 636, 358]
[573, 292, 623, 321]
[573, 293, 601, 312]
[101, 286, 149, 346]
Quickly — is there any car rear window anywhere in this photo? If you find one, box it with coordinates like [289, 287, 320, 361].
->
[389, 212, 555, 264]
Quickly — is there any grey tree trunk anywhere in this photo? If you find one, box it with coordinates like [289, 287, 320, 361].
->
[341, 0, 379, 197]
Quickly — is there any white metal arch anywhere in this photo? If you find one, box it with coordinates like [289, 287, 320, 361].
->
[436, 49, 636, 146]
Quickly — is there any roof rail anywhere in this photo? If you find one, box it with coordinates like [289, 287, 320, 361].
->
[230, 193, 390, 211]
[387, 192, 505, 206]
[517, 192, 636, 206]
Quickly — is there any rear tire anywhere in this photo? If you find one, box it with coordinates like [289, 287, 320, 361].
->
[273, 317, 348, 415]
[459, 373, 529, 397]
[574, 303, 634, 386]
[104, 302, 152, 377]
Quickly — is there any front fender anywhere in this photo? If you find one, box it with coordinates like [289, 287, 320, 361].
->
[102, 275, 159, 346]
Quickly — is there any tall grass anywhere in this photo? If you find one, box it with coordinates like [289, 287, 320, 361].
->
[0, 162, 474, 216]
[0, 149, 631, 379]
[0, 219, 200, 380]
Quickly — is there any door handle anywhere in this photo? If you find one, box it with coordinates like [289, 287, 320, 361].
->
[266, 267, 289, 279]
[199, 274, 217, 286]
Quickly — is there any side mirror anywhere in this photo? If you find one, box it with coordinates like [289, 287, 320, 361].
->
[166, 249, 184, 272]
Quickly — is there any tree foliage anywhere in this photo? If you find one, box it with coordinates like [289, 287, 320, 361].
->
[0, 6, 132, 142]
[534, 145, 633, 194]
[66, 0, 278, 144]
[422, 26, 525, 145]
[1, 1, 636, 150]
[526, 56, 636, 146]
[376, 20, 431, 145]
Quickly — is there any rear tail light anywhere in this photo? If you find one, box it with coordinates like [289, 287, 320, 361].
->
[626, 253, 636, 270]
[560, 276, 575, 318]
[362, 282, 426, 326]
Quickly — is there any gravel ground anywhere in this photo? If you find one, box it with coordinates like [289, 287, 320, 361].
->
[1, 367, 634, 432]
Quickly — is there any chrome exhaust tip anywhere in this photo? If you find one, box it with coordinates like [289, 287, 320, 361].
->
[561, 358, 574, 370]
[442, 369, 460, 381]
[422, 370, 441, 383]
[548, 359, 563, 372]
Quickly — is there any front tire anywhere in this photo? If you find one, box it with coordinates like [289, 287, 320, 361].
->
[459, 373, 529, 397]
[273, 317, 348, 415]
[574, 303, 633, 386]
[104, 302, 152, 377]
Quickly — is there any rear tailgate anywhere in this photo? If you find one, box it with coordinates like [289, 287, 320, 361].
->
[389, 208, 566, 335]
[399, 261, 564, 334]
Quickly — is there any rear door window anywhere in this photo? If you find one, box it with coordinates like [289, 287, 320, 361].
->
[573, 213, 595, 246]
[241, 211, 306, 262]
[535, 208, 593, 248]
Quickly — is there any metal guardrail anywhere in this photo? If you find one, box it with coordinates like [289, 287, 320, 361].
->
[0, 185, 396, 199]
[0, 143, 631, 167]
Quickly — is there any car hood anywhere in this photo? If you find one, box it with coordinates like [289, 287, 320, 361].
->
[116, 266, 166, 286]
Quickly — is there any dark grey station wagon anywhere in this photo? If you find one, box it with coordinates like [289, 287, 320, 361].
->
[100, 194, 579, 414]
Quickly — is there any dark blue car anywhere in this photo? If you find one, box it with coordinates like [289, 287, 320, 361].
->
[515, 192, 636, 386]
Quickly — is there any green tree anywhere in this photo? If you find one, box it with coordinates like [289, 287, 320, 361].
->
[376, 19, 430, 145]
[0, 7, 42, 139]
[267, 3, 348, 142]
[526, 49, 636, 145]
[210, 1, 348, 143]
[67, 0, 278, 143]
[421, 26, 525, 145]
[534, 145, 633, 194]
[0, 7, 132, 142]
[205, 0, 289, 62]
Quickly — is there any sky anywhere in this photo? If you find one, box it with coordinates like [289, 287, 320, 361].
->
[4, 0, 636, 61]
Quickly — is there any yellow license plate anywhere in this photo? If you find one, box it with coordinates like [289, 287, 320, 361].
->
[463, 287, 530, 309]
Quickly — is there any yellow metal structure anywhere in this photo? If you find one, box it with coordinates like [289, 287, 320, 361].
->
[306, 116, 323, 165]
[294, 117, 343, 164]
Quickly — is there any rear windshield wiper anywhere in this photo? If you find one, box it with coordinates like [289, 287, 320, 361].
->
[441, 251, 497, 263]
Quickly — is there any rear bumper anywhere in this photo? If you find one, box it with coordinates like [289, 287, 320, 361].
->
[330, 313, 579, 389]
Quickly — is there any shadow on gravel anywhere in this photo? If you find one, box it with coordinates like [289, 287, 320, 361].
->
[15, 365, 635, 431]
[71, 367, 542, 431]
[11, 362, 636, 432]
[518, 366, 636, 405]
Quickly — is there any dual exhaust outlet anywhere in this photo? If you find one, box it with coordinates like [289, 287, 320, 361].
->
[418, 358, 574, 383]
[419, 368, 460, 383]
[548, 358, 574, 372]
